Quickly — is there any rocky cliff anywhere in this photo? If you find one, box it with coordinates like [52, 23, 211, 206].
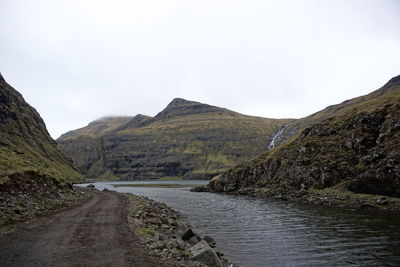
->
[209, 75, 400, 207]
[0, 73, 83, 225]
[265, 75, 400, 149]
[58, 98, 291, 180]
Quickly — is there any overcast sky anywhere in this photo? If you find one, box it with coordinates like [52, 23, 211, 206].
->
[1, 0, 399, 138]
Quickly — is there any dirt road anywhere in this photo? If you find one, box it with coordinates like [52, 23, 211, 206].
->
[0, 191, 167, 267]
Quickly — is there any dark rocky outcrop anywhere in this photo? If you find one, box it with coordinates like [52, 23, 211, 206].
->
[0, 73, 83, 226]
[58, 98, 291, 180]
[209, 75, 400, 208]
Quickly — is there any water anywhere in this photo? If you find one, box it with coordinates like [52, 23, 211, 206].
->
[268, 124, 290, 150]
[80, 181, 400, 267]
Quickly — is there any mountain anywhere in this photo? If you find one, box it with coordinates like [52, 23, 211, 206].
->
[209, 75, 400, 206]
[58, 98, 291, 180]
[0, 73, 83, 225]
[266, 76, 400, 149]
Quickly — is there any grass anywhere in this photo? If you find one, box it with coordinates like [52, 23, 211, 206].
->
[57, 99, 292, 180]
[58, 116, 135, 140]
[309, 181, 400, 205]
[130, 195, 144, 214]
[94, 170, 119, 181]
[0, 141, 82, 184]
[114, 183, 192, 188]
[138, 227, 158, 238]
[157, 176, 184, 181]
[213, 84, 400, 199]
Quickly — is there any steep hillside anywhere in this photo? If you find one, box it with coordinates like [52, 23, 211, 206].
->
[267, 75, 400, 149]
[0, 73, 83, 226]
[0, 73, 82, 182]
[58, 98, 291, 180]
[209, 75, 400, 208]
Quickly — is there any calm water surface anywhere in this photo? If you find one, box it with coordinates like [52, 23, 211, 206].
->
[81, 181, 400, 267]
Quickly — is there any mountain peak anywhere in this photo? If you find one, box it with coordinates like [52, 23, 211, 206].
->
[153, 98, 229, 121]
[0, 72, 4, 83]
[167, 98, 199, 108]
[114, 114, 152, 131]
[134, 114, 152, 120]
[92, 116, 132, 123]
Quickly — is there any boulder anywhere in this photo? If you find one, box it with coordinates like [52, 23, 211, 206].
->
[376, 197, 389, 206]
[179, 228, 196, 240]
[189, 240, 223, 267]
[188, 234, 201, 246]
[203, 235, 217, 248]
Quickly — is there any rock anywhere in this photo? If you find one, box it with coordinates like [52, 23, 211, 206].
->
[207, 75, 400, 205]
[300, 183, 308, 191]
[190, 186, 210, 192]
[168, 218, 177, 227]
[178, 227, 201, 245]
[161, 216, 168, 224]
[189, 240, 223, 267]
[86, 184, 95, 188]
[180, 228, 196, 241]
[214, 248, 224, 257]
[150, 241, 166, 249]
[296, 189, 308, 198]
[360, 203, 375, 209]
[176, 239, 187, 250]
[188, 234, 202, 246]
[161, 224, 170, 229]
[344, 140, 353, 149]
[166, 240, 179, 249]
[128, 195, 235, 267]
[203, 235, 217, 248]
[376, 197, 389, 206]
[275, 194, 287, 201]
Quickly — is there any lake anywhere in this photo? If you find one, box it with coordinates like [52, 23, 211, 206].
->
[79, 181, 400, 267]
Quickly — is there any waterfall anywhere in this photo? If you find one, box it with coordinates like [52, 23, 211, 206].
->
[268, 127, 286, 150]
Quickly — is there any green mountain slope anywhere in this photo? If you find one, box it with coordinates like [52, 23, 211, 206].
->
[267, 75, 400, 149]
[209, 75, 400, 204]
[58, 98, 291, 180]
[0, 74, 81, 183]
[0, 73, 83, 225]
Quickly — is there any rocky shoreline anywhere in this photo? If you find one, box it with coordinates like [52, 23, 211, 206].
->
[1, 183, 235, 266]
[127, 194, 235, 267]
[192, 184, 400, 211]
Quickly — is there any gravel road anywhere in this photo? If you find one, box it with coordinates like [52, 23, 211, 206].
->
[0, 191, 168, 267]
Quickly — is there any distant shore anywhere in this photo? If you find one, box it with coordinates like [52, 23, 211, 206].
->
[195, 183, 400, 212]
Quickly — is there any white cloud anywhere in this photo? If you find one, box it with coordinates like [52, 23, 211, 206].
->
[1, 0, 399, 138]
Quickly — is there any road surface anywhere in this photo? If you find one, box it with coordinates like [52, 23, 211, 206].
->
[0, 191, 167, 267]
